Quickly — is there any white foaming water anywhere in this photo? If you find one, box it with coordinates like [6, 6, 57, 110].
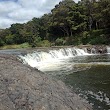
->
[77, 89, 110, 107]
[19, 47, 89, 71]
[91, 48, 96, 54]
[87, 91, 110, 106]
[107, 46, 110, 54]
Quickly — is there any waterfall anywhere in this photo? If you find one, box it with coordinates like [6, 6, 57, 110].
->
[91, 48, 96, 54]
[19, 47, 90, 71]
[107, 46, 110, 54]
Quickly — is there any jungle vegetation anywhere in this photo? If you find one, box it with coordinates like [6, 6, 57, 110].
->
[0, 0, 110, 48]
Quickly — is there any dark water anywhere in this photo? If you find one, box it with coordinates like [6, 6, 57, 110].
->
[63, 64, 110, 110]
[46, 54, 110, 110]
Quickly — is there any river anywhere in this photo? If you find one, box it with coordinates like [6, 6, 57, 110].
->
[0, 47, 110, 110]
[54, 54, 110, 110]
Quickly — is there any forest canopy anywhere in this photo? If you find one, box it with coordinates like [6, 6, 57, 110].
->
[0, 0, 110, 47]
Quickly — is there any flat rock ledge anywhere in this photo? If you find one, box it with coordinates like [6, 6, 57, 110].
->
[0, 54, 92, 110]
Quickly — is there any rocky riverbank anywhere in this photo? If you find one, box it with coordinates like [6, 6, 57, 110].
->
[25, 45, 109, 54]
[0, 54, 92, 110]
[77, 45, 108, 54]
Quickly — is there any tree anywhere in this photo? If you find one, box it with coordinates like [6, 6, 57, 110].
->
[10, 23, 25, 44]
[0, 0, 110, 46]
[49, 0, 75, 38]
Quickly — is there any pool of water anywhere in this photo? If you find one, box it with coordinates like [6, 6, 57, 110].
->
[45, 54, 110, 110]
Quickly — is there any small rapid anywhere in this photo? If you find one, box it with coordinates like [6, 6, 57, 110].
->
[0, 46, 108, 110]
[107, 46, 110, 54]
[0, 46, 110, 110]
[19, 47, 110, 110]
[19, 47, 90, 71]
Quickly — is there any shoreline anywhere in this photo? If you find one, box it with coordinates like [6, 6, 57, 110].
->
[0, 45, 109, 55]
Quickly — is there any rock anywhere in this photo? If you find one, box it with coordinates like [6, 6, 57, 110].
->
[0, 54, 92, 110]
[79, 45, 107, 54]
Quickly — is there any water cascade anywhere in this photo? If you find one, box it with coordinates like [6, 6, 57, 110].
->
[19, 47, 90, 71]
[18, 47, 110, 110]
[107, 46, 110, 54]
[91, 48, 96, 54]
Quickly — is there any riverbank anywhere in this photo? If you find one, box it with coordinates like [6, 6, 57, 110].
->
[0, 44, 109, 53]
[0, 54, 92, 110]
[0, 43, 31, 50]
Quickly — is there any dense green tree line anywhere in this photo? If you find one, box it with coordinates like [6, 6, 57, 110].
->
[0, 0, 110, 47]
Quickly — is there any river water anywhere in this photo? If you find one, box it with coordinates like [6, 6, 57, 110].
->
[0, 47, 110, 110]
[54, 55, 110, 110]
[18, 47, 110, 110]
[36, 54, 110, 110]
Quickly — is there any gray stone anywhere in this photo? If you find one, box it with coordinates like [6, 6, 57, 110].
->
[0, 54, 92, 110]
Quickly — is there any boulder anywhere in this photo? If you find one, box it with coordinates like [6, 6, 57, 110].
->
[0, 54, 92, 110]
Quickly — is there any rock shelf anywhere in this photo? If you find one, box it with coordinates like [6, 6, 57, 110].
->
[0, 54, 92, 110]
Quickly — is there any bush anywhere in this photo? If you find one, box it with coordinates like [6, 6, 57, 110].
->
[0, 43, 31, 49]
[20, 43, 30, 48]
[5, 34, 14, 45]
[55, 38, 65, 46]
[89, 34, 107, 44]
[0, 39, 5, 46]
[55, 38, 63, 45]
[81, 29, 109, 45]
[81, 31, 90, 44]
[30, 36, 41, 47]
[36, 40, 51, 47]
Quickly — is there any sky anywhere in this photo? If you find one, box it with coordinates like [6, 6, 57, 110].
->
[0, 0, 80, 29]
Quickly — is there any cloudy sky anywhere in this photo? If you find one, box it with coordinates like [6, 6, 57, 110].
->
[0, 0, 80, 29]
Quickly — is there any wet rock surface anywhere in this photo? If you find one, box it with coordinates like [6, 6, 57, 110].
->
[77, 45, 108, 54]
[0, 54, 92, 110]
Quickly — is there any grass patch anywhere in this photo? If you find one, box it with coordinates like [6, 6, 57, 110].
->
[0, 43, 31, 50]
[36, 40, 51, 47]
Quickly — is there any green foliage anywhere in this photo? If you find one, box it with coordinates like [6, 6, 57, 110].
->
[89, 30, 107, 44]
[81, 31, 90, 44]
[0, 0, 110, 48]
[5, 34, 14, 44]
[32, 36, 42, 47]
[81, 29, 108, 45]
[0, 43, 30, 50]
[55, 38, 66, 46]
[20, 43, 30, 48]
[36, 40, 51, 47]
[0, 39, 5, 46]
